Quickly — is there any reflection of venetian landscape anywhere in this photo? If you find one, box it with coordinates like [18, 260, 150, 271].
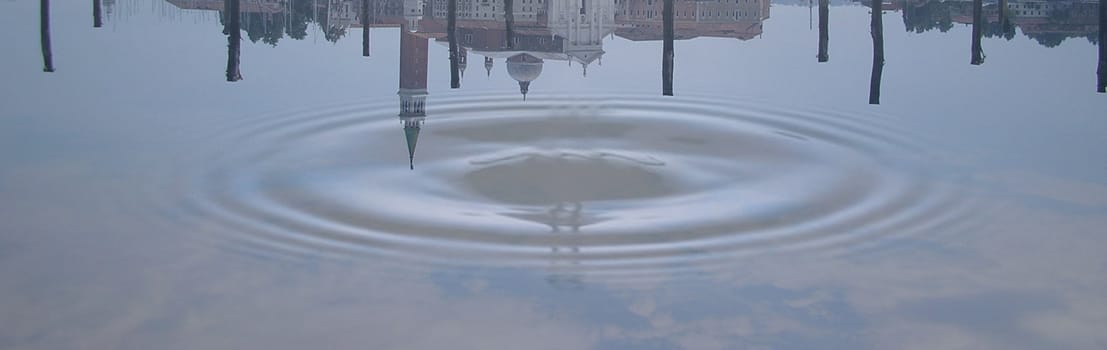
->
[167, 0, 772, 85]
[161, 0, 1101, 168]
[160, 0, 1102, 167]
[166, 0, 774, 167]
[159, 0, 1102, 175]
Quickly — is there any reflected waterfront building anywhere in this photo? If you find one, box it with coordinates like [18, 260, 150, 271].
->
[458, 47, 469, 77]
[398, 29, 429, 169]
[507, 54, 544, 98]
[417, 0, 616, 95]
[614, 0, 769, 40]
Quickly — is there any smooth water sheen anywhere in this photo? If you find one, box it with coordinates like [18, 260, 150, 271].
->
[1, 0, 1106, 349]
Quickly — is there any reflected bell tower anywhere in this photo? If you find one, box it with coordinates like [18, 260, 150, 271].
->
[399, 27, 429, 169]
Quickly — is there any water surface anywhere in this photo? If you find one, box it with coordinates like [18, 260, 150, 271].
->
[1, 0, 1106, 349]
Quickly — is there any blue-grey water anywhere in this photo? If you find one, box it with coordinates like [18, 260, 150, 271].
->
[1, 0, 1106, 348]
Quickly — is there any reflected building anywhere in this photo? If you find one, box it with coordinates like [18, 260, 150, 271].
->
[426, 0, 546, 22]
[398, 29, 430, 169]
[614, 0, 770, 40]
[416, 0, 617, 95]
[171, 0, 776, 95]
[507, 54, 544, 98]
[548, 0, 616, 72]
[167, 0, 286, 13]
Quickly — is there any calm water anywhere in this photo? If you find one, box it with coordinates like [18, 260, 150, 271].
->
[2, 0, 1106, 348]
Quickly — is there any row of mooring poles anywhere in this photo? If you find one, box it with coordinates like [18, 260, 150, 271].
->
[52, 0, 1107, 95]
[41, 0, 108, 72]
[662, 0, 674, 96]
[225, 0, 243, 81]
[868, 0, 884, 105]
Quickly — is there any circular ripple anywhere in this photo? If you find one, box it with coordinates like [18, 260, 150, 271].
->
[174, 94, 978, 271]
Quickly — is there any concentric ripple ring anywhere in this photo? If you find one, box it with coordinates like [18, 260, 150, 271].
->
[169, 94, 978, 272]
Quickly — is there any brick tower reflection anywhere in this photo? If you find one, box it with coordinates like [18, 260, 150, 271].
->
[398, 25, 429, 169]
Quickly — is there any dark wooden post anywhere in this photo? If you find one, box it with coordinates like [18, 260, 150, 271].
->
[94, 0, 103, 28]
[505, 0, 516, 49]
[1097, 0, 1105, 93]
[448, 0, 460, 88]
[662, 0, 674, 96]
[817, 0, 828, 62]
[225, 0, 243, 81]
[971, 0, 984, 65]
[361, 0, 371, 56]
[869, 0, 884, 104]
[41, 0, 54, 72]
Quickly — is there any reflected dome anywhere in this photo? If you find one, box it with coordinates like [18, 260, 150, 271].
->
[506, 54, 544, 98]
[506, 54, 544, 82]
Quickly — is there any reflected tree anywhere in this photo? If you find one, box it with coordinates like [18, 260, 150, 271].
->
[817, 0, 828, 62]
[245, 13, 286, 46]
[41, 0, 54, 72]
[869, 0, 884, 104]
[1028, 33, 1069, 48]
[94, 0, 103, 28]
[317, 4, 346, 43]
[902, 0, 953, 33]
[662, 0, 674, 96]
[225, 0, 243, 81]
[971, 0, 984, 65]
[286, 0, 313, 40]
[983, 18, 1016, 41]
